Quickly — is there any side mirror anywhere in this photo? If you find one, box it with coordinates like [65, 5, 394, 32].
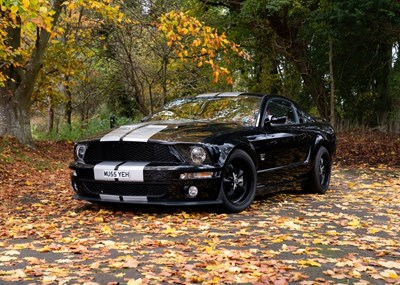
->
[264, 115, 287, 128]
[264, 115, 273, 128]
[273, 116, 287, 124]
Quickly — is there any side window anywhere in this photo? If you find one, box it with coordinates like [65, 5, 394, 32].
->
[297, 109, 315, 124]
[297, 110, 305, 124]
[265, 99, 298, 125]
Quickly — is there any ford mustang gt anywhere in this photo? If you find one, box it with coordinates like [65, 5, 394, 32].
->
[70, 92, 336, 212]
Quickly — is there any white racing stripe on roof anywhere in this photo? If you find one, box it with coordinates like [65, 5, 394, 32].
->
[123, 124, 168, 142]
[196, 92, 220, 98]
[100, 123, 146, 142]
[217, 92, 245, 97]
[196, 92, 245, 98]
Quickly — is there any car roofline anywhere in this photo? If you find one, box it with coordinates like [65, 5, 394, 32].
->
[196, 92, 270, 98]
[199, 92, 304, 107]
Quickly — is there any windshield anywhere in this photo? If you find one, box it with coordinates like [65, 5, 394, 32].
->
[150, 96, 262, 127]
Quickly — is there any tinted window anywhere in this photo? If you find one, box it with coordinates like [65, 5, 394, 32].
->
[266, 99, 298, 124]
[297, 109, 315, 124]
[150, 96, 262, 127]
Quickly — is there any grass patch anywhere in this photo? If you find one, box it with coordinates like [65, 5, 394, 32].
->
[32, 116, 135, 142]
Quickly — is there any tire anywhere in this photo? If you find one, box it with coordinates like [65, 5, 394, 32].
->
[220, 149, 257, 212]
[302, 146, 331, 194]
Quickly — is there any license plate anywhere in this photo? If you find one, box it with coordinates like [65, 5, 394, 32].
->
[103, 170, 130, 179]
[94, 161, 147, 181]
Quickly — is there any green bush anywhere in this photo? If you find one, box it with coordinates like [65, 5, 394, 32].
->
[32, 116, 136, 142]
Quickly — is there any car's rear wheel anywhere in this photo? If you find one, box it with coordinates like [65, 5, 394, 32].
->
[302, 146, 331, 194]
[220, 150, 256, 212]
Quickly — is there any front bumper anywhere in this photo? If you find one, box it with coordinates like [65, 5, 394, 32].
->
[70, 161, 223, 205]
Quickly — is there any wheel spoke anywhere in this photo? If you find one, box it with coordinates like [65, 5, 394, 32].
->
[319, 157, 328, 184]
[223, 177, 233, 183]
[228, 186, 244, 202]
[223, 163, 248, 203]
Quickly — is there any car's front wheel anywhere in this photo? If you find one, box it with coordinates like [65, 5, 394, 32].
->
[302, 146, 331, 194]
[220, 150, 256, 212]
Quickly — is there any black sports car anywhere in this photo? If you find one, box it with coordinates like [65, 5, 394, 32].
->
[70, 92, 336, 212]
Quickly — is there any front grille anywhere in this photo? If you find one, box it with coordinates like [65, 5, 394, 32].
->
[84, 142, 179, 164]
[83, 182, 167, 197]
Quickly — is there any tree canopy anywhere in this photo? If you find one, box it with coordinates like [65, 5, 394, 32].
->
[1, 0, 399, 144]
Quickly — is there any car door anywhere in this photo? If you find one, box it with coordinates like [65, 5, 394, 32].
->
[251, 98, 311, 185]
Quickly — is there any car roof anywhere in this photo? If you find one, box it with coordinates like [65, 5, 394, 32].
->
[194, 92, 302, 106]
[196, 92, 269, 98]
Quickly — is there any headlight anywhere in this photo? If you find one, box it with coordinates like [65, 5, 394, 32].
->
[75, 144, 87, 161]
[191, 146, 207, 165]
[175, 145, 212, 165]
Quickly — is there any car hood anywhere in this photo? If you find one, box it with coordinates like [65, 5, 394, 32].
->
[96, 121, 244, 144]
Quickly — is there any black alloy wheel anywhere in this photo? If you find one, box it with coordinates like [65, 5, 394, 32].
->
[221, 149, 256, 212]
[302, 146, 331, 194]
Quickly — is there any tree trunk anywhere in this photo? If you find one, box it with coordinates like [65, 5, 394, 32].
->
[161, 57, 168, 107]
[204, 0, 330, 119]
[269, 15, 329, 119]
[0, 0, 64, 145]
[376, 43, 392, 127]
[329, 36, 335, 127]
[0, 14, 22, 140]
[149, 84, 154, 115]
[128, 69, 149, 115]
[273, 37, 329, 118]
[47, 103, 54, 134]
[0, 91, 12, 137]
[64, 79, 73, 129]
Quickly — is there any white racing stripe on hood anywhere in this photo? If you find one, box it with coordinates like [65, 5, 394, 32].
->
[100, 123, 146, 142]
[123, 125, 168, 142]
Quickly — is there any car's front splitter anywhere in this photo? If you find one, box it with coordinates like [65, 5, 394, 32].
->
[73, 193, 224, 206]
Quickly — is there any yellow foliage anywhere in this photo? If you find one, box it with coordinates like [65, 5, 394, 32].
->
[0, 0, 125, 87]
[381, 269, 399, 279]
[298, 259, 322, 267]
[101, 225, 113, 235]
[347, 218, 361, 228]
[157, 10, 250, 85]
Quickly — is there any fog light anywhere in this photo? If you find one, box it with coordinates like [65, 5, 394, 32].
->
[187, 186, 198, 198]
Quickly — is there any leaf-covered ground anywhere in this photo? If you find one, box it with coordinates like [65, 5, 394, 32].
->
[0, 133, 399, 285]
